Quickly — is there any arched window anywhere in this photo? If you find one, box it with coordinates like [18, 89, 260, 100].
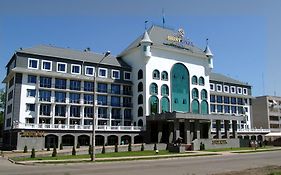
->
[149, 96, 159, 115]
[150, 83, 158, 95]
[152, 69, 160, 79]
[138, 119, 143, 127]
[192, 100, 199, 114]
[199, 77, 205, 85]
[161, 97, 170, 113]
[161, 71, 168, 81]
[161, 84, 169, 96]
[192, 76, 198, 85]
[138, 94, 143, 104]
[138, 82, 143, 92]
[138, 107, 143, 117]
[201, 100, 208, 114]
[201, 89, 208, 100]
[138, 69, 143, 80]
[192, 88, 199, 99]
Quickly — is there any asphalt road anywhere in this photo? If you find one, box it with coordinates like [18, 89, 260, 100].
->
[1, 151, 281, 175]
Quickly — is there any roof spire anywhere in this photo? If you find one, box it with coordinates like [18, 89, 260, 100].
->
[204, 38, 213, 57]
[140, 30, 153, 45]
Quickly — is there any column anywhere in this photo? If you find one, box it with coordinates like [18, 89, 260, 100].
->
[232, 120, 238, 139]
[109, 107, 112, 126]
[158, 122, 163, 143]
[168, 122, 173, 143]
[224, 120, 230, 138]
[36, 104, 40, 124]
[208, 121, 212, 139]
[51, 104, 55, 125]
[184, 120, 191, 144]
[74, 135, 78, 147]
[194, 120, 200, 139]
[216, 120, 222, 139]
[81, 106, 85, 125]
[66, 105, 70, 125]
[173, 120, 180, 142]
[121, 108, 125, 126]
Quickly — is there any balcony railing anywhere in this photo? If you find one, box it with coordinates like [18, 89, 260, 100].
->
[14, 123, 142, 131]
[211, 128, 270, 133]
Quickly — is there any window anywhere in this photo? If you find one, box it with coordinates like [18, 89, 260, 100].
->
[138, 82, 143, 92]
[231, 97, 237, 104]
[192, 76, 198, 85]
[111, 96, 121, 107]
[201, 89, 208, 100]
[161, 97, 170, 112]
[210, 95, 215, 102]
[71, 64, 81, 74]
[97, 95, 107, 105]
[26, 104, 35, 112]
[192, 88, 199, 99]
[70, 106, 80, 117]
[150, 83, 158, 94]
[8, 91, 13, 100]
[210, 83, 215, 91]
[57, 62, 67, 73]
[123, 97, 132, 107]
[192, 100, 199, 114]
[217, 96, 223, 103]
[231, 86, 236, 93]
[152, 70, 160, 79]
[111, 70, 120, 79]
[98, 68, 107, 78]
[28, 58, 39, 69]
[112, 108, 121, 119]
[138, 69, 143, 80]
[98, 107, 107, 118]
[138, 95, 143, 104]
[124, 109, 132, 120]
[124, 71, 131, 80]
[98, 83, 107, 93]
[224, 105, 230, 113]
[123, 85, 132, 95]
[111, 84, 120, 94]
[238, 106, 244, 114]
[40, 104, 51, 116]
[84, 66, 94, 76]
[161, 71, 168, 81]
[199, 77, 205, 85]
[138, 107, 143, 117]
[231, 106, 237, 113]
[9, 77, 14, 88]
[27, 89, 36, 97]
[28, 75, 37, 83]
[237, 98, 244, 105]
[224, 97, 230, 104]
[55, 105, 66, 117]
[84, 81, 94, 91]
[69, 93, 80, 103]
[243, 88, 248, 95]
[149, 96, 159, 115]
[70, 80, 81, 90]
[201, 100, 208, 114]
[84, 106, 93, 118]
[216, 84, 222, 92]
[55, 92, 66, 103]
[84, 94, 93, 104]
[42, 60, 52, 71]
[39, 90, 51, 102]
[237, 87, 242, 94]
[40, 76, 52, 88]
[55, 78, 66, 89]
[217, 105, 223, 113]
[7, 104, 12, 114]
[210, 104, 215, 112]
[224, 85, 229, 93]
[161, 84, 169, 96]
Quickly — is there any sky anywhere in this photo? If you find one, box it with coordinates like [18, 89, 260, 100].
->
[0, 0, 280, 97]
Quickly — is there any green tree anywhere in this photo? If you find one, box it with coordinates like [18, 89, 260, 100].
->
[154, 143, 157, 151]
[115, 143, 118, 152]
[72, 146, 76, 156]
[141, 143, 144, 151]
[102, 144, 105, 154]
[52, 146, 57, 157]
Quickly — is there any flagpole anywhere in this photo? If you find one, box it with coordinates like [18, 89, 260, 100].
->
[162, 8, 165, 28]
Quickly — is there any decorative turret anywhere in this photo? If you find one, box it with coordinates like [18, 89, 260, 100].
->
[204, 39, 213, 69]
[140, 31, 153, 61]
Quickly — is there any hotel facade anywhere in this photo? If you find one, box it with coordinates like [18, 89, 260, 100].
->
[2, 25, 267, 150]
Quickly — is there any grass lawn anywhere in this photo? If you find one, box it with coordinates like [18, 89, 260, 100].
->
[268, 171, 281, 175]
[205, 146, 274, 152]
[12, 150, 178, 161]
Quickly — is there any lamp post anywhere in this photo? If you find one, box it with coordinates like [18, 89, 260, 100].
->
[91, 51, 111, 161]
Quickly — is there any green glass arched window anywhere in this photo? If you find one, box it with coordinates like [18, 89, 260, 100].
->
[161, 97, 170, 113]
[192, 88, 199, 99]
[161, 84, 169, 96]
[192, 100, 199, 114]
[138, 107, 143, 117]
[161, 71, 168, 80]
[201, 89, 208, 100]
[149, 96, 159, 115]
[192, 76, 198, 85]
[171, 63, 190, 112]
[201, 100, 208, 114]
[150, 83, 158, 95]
[199, 77, 205, 85]
[152, 70, 160, 79]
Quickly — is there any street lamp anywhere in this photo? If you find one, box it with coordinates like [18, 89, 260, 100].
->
[91, 51, 111, 161]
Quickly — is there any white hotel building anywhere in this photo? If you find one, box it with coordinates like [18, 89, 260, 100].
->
[3, 25, 265, 150]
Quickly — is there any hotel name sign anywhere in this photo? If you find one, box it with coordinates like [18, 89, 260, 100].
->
[165, 28, 194, 48]
[20, 131, 45, 137]
[212, 139, 227, 145]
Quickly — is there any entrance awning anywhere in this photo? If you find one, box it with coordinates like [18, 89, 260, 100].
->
[265, 132, 281, 137]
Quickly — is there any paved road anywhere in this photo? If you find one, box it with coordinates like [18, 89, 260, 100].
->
[1, 151, 281, 175]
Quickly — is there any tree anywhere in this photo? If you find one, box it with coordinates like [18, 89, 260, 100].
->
[72, 146, 76, 156]
[141, 143, 144, 151]
[52, 146, 57, 157]
[154, 143, 157, 151]
[88, 145, 92, 155]
[115, 143, 118, 152]
[128, 143, 132, 152]
[102, 144, 105, 154]
[23, 145, 28, 153]
[31, 148, 35, 158]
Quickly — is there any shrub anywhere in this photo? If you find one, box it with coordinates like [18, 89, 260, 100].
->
[47, 144, 50, 151]
[23, 145, 28, 153]
[128, 143, 132, 152]
[52, 146, 57, 157]
[76, 142, 80, 149]
[72, 146, 76, 156]
[102, 144, 106, 154]
[60, 143, 63, 150]
[31, 148, 35, 158]
[154, 143, 157, 151]
[88, 145, 92, 155]
[115, 144, 118, 152]
[141, 143, 144, 151]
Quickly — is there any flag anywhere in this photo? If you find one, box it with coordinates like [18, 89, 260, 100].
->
[162, 8, 165, 28]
